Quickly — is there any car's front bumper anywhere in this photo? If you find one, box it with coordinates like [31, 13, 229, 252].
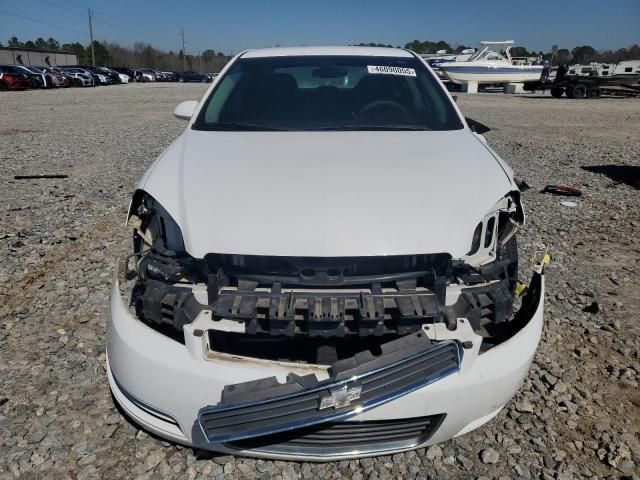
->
[107, 268, 544, 461]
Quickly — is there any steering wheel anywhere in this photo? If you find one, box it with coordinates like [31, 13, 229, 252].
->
[357, 100, 409, 121]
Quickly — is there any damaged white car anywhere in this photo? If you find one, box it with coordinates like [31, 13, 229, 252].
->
[108, 46, 546, 461]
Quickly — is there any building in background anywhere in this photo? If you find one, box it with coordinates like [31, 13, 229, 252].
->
[0, 47, 77, 66]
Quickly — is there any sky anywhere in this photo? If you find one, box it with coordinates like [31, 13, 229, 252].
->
[1, 0, 639, 55]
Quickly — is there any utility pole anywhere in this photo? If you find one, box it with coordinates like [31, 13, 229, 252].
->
[88, 9, 95, 66]
[198, 51, 202, 72]
[180, 27, 186, 71]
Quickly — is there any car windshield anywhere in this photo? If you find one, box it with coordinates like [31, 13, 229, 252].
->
[193, 55, 462, 131]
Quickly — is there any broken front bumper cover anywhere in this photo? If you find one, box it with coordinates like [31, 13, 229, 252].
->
[107, 252, 546, 460]
[198, 333, 461, 443]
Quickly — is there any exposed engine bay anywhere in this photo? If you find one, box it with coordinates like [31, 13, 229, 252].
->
[121, 190, 525, 365]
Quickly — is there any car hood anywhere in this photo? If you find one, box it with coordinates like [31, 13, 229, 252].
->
[142, 129, 514, 258]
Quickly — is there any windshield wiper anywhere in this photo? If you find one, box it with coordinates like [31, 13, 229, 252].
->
[307, 125, 432, 131]
[195, 122, 286, 131]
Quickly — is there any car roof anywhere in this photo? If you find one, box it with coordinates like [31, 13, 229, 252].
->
[241, 46, 413, 59]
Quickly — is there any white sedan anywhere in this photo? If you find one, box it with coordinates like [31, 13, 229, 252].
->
[108, 46, 546, 461]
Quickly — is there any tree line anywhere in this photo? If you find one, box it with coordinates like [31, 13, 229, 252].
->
[3, 36, 639, 69]
[3, 36, 231, 73]
[552, 45, 640, 65]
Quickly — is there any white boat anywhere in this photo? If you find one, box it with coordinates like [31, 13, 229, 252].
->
[439, 41, 543, 85]
[420, 48, 476, 64]
[421, 49, 476, 80]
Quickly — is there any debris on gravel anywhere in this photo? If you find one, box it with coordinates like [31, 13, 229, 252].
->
[481, 447, 500, 465]
[1, 85, 639, 479]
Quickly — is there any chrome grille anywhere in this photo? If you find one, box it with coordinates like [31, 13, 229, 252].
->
[198, 336, 460, 443]
[227, 415, 446, 456]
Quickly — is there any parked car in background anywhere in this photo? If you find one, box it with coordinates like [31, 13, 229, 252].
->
[151, 70, 167, 81]
[0, 67, 32, 90]
[40, 67, 70, 87]
[95, 66, 129, 83]
[112, 67, 137, 81]
[161, 71, 179, 82]
[71, 67, 105, 85]
[138, 69, 157, 82]
[44, 67, 73, 86]
[77, 66, 113, 85]
[59, 67, 94, 87]
[92, 66, 123, 84]
[177, 70, 211, 82]
[18, 65, 58, 88]
[115, 71, 130, 83]
[1, 65, 45, 88]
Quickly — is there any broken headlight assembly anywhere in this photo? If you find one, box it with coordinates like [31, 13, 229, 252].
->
[127, 192, 202, 284]
[464, 192, 523, 269]
[128, 192, 185, 256]
[124, 192, 204, 332]
[445, 191, 524, 340]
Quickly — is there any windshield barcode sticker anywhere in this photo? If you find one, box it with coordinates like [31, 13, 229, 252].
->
[367, 65, 416, 77]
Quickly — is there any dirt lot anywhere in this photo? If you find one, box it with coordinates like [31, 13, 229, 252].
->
[0, 84, 639, 479]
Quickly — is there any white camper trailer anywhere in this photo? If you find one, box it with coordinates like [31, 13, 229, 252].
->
[612, 60, 640, 75]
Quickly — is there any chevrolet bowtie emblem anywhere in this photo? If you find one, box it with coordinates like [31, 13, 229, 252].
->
[318, 384, 362, 410]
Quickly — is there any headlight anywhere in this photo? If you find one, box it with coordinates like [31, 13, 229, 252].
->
[128, 192, 185, 254]
[464, 192, 523, 267]
[125, 192, 202, 285]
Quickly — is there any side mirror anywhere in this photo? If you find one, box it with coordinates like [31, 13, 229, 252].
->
[174, 100, 199, 120]
[465, 117, 491, 134]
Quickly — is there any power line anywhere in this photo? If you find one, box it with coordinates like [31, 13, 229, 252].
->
[37, 0, 86, 18]
[54, 0, 178, 46]
[3, 4, 209, 54]
[0, 9, 89, 37]
[36, 0, 180, 48]
[93, 11, 173, 39]
[91, 16, 177, 43]
[58, 0, 174, 39]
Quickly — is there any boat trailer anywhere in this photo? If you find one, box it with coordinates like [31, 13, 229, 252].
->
[524, 73, 640, 99]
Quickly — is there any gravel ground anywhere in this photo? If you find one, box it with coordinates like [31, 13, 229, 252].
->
[0, 84, 639, 479]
